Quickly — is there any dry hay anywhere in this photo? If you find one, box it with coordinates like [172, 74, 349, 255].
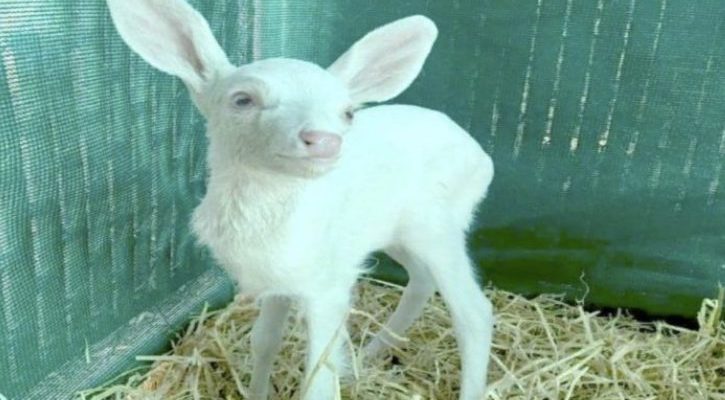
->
[79, 279, 724, 400]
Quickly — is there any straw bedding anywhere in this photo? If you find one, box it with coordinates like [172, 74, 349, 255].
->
[79, 279, 724, 400]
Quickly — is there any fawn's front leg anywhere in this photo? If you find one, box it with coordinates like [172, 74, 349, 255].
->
[301, 292, 351, 400]
[249, 296, 292, 400]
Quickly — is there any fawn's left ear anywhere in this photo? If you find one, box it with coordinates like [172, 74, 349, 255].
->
[328, 15, 438, 105]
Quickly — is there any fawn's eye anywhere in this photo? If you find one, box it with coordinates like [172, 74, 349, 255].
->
[232, 92, 253, 108]
[343, 108, 354, 122]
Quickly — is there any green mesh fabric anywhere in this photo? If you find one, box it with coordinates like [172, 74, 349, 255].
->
[1, 0, 723, 398]
[0, 1, 238, 398]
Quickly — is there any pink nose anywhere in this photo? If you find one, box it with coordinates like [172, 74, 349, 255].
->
[299, 131, 342, 159]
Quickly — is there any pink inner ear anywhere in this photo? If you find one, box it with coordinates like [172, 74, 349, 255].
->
[144, 3, 205, 76]
[331, 17, 437, 104]
[108, 0, 231, 91]
[347, 35, 428, 101]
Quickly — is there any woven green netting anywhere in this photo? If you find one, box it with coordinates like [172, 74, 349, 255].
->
[1, 0, 723, 398]
[0, 2, 238, 397]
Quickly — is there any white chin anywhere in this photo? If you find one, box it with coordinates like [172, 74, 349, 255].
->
[274, 155, 337, 178]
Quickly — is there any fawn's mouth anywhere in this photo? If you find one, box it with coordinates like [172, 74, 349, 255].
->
[276, 154, 340, 164]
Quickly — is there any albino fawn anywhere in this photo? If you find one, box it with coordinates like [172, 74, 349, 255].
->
[108, 0, 494, 398]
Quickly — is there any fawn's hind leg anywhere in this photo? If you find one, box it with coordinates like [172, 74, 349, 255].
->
[402, 222, 493, 400]
[364, 246, 436, 356]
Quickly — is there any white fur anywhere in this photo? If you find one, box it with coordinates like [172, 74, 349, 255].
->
[108, 1, 495, 399]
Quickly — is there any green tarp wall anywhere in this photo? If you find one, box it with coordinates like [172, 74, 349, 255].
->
[1, 0, 722, 398]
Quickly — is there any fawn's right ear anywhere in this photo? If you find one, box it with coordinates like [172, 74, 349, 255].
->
[107, 0, 232, 94]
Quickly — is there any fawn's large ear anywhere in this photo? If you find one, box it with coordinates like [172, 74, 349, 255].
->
[107, 0, 232, 93]
[328, 15, 437, 105]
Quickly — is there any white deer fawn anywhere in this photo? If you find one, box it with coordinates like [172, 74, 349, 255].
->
[107, 0, 495, 398]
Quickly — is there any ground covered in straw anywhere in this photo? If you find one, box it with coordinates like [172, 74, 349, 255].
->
[81, 279, 724, 400]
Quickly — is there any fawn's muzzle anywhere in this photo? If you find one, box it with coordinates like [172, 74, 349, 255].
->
[299, 131, 342, 159]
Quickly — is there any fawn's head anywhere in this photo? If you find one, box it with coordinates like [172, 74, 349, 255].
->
[108, 0, 437, 177]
